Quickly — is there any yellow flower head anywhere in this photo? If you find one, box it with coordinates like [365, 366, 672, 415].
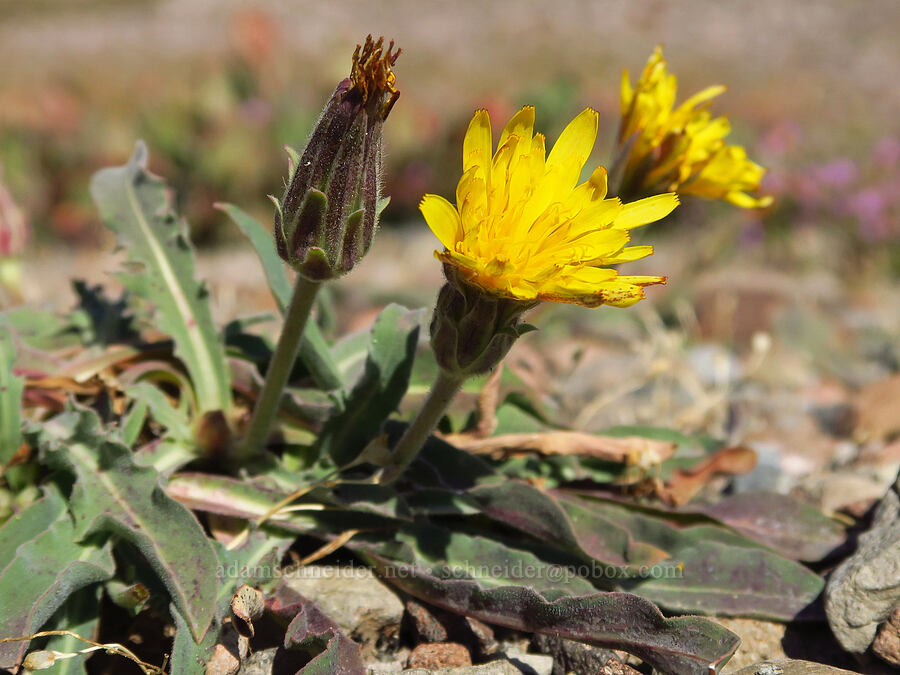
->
[420, 106, 678, 309]
[619, 46, 772, 209]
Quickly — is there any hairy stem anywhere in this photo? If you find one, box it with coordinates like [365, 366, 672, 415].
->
[236, 275, 321, 462]
[382, 369, 465, 484]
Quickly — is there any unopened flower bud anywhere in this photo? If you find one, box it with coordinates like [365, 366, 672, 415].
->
[430, 264, 536, 378]
[273, 35, 400, 280]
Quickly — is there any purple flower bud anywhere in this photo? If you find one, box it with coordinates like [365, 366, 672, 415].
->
[273, 36, 400, 280]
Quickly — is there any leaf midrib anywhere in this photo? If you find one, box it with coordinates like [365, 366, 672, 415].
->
[123, 173, 226, 413]
[70, 441, 205, 639]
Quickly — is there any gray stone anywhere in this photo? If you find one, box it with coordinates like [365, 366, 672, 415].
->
[530, 634, 623, 675]
[401, 662, 522, 674]
[728, 659, 862, 674]
[505, 653, 553, 675]
[367, 661, 406, 674]
[280, 565, 404, 656]
[825, 471, 900, 653]
[234, 647, 276, 675]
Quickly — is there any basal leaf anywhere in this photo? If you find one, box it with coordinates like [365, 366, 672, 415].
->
[170, 530, 296, 675]
[0, 317, 24, 468]
[0, 491, 115, 670]
[558, 494, 824, 620]
[90, 142, 231, 414]
[166, 473, 399, 535]
[125, 382, 192, 442]
[392, 421, 499, 491]
[215, 203, 293, 311]
[318, 305, 423, 466]
[36, 409, 218, 642]
[170, 602, 216, 675]
[0, 487, 67, 571]
[693, 491, 846, 562]
[329, 328, 371, 387]
[217, 202, 342, 391]
[469, 481, 669, 572]
[282, 594, 364, 674]
[39, 585, 102, 675]
[2, 307, 82, 352]
[361, 549, 740, 675]
[120, 396, 148, 447]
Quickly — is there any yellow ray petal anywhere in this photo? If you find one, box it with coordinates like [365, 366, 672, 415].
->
[617, 275, 667, 286]
[676, 84, 727, 115]
[420, 194, 462, 250]
[463, 109, 493, 179]
[546, 108, 599, 173]
[498, 106, 535, 154]
[596, 245, 654, 265]
[620, 69, 634, 113]
[614, 193, 679, 230]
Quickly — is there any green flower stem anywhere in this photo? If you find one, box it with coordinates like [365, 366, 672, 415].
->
[382, 369, 466, 484]
[237, 275, 321, 462]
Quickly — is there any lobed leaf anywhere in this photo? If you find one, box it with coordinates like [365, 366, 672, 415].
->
[469, 481, 668, 570]
[0, 490, 115, 670]
[557, 494, 824, 620]
[166, 472, 400, 535]
[125, 381, 192, 442]
[39, 586, 102, 675]
[361, 549, 740, 675]
[35, 409, 219, 642]
[281, 592, 364, 673]
[90, 142, 231, 414]
[317, 305, 423, 467]
[691, 491, 846, 562]
[169, 530, 296, 675]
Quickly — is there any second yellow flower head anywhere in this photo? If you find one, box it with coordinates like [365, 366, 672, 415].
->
[421, 106, 678, 309]
[618, 46, 772, 208]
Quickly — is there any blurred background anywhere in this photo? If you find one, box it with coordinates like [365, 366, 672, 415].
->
[3, 0, 900, 503]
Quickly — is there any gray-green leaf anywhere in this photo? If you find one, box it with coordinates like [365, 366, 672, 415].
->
[90, 142, 231, 414]
[318, 304, 423, 466]
[37, 409, 219, 642]
[0, 491, 115, 670]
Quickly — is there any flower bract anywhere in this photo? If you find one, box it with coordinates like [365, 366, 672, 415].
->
[420, 106, 678, 308]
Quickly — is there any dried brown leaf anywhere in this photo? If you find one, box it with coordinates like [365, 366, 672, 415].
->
[444, 430, 676, 467]
[854, 374, 900, 442]
[231, 585, 264, 638]
[662, 446, 757, 505]
[473, 364, 503, 439]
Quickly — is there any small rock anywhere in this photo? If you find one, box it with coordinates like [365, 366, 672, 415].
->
[728, 659, 861, 674]
[530, 634, 632, 675]
[204, 643, 240, 675]
[367, 661, 406, 674]
[464, 618, 497, 655]
[405, 600, 449, 643]
[235, 647, 276, 675]
[281, 565, 404, 657]
[598, 661, 642, 675]
[716, 618, 787, 672]
[825, 471, 900, 653]
[404, 600, 497, 657]
[872, 604, 900, 666]
[408, 643, 472, 669]
[402, 659, 521, 674]
[505, 653, 553, 675]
